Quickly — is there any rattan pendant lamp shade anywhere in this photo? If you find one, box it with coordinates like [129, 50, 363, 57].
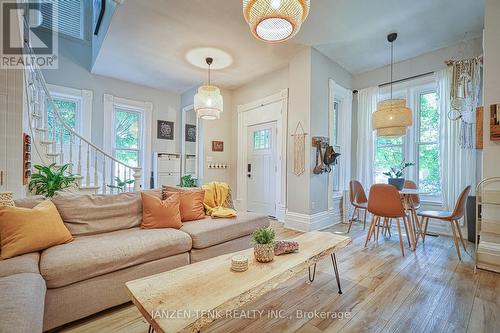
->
[243, 0, 310, 42]
[372, 33, 412, 137]
[194, 57, 223, 120]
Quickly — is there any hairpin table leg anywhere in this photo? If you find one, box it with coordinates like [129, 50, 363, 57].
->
[308, 263, 317, 282]
[331, 253, 342, 294]
[148, 324, 154, 333]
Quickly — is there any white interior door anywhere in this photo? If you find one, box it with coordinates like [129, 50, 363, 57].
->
[247, 121, 277, 217]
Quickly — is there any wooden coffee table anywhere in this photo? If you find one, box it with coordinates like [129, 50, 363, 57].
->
[126, 231, 351, 333]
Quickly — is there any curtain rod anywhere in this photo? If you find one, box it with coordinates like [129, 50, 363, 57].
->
[378, 71, 434, 88]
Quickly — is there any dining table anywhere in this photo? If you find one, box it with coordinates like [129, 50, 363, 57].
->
[399, 188, 429, 250]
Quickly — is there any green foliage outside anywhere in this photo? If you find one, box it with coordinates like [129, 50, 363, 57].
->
[252, 227, 275, 245]
[114, 109, 141, 167]
[47, 99, 77, 143]
[28, 163, 76, 197]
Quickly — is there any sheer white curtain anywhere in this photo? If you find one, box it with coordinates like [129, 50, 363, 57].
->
[356, 87, 379, 189]
[436, 68, 477, 212]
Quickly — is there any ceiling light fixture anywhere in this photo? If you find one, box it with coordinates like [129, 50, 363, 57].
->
[243, 0, 310, 43]
[372, 33, 413, 137]
[194, 57, 223, 120]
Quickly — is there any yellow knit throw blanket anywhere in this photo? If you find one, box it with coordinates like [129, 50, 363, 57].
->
[202, 182, 237, 218]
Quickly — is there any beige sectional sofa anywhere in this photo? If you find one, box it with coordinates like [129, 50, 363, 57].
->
[0, 189, 269, 332]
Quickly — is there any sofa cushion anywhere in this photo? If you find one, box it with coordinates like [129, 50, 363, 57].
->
[0, 273, 46, 333]
[51, 189, 162, 236]
[0, 252, 40, 278]
[40, 227, 192, 288]
[13, 195, 45, 208]
[180, 212, 270, 249]
[141, 192, 182, 229]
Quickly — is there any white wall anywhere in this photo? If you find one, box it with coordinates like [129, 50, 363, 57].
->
[42, 32, 181, 159]
[353, 38, 483, 90]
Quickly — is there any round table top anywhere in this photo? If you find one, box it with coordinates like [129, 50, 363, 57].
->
[399, 188, 432, 195]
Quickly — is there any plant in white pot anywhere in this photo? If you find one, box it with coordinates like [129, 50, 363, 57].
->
[252, 227, 275, 263]
[383, 160, 415, 190]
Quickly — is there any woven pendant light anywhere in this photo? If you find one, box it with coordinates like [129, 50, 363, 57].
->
[194, 57, 223, 120]
[243, 0, 310, 43]
[372, 33, 412, 137]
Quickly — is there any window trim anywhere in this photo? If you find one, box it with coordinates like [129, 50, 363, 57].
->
[103, 94, 152, 189]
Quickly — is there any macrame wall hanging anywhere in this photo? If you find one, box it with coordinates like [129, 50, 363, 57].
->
[447, 56, 482, 149]
[291, 122, 307, 176]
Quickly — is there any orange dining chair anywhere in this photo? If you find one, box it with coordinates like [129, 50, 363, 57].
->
[348, 180, 368, 232]
[403, 180, 421, 209]
[365, 184, 412, 256]
[418, 186, 471, 260]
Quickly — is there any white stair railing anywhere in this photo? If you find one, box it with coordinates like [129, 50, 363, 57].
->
[23, 35, 141, 193]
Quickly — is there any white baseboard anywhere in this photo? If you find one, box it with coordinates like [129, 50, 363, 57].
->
[284, 210, 337, 232]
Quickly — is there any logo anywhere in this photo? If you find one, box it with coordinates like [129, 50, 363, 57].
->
[1, 1, 58, 69]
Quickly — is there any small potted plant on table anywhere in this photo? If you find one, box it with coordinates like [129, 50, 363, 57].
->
[383, 160, 414, 190]
[252, 227, 275, 263]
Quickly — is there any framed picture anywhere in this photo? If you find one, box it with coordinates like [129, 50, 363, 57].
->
[212, 141, 224, 152]
[185, 124, 196, 142]
[157, 120, 174, 140]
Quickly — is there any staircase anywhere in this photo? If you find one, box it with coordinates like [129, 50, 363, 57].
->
[23, 43, 141, 194]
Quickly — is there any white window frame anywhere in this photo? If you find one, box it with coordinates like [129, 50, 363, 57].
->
[46, 84, 92, 140]
[377, 77, 442, 203]
[328, 79, 353, 210]
[103, 94, 152, 189]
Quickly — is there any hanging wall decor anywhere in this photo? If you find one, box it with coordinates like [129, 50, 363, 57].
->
[291, 122, 307, 176]
[157, 120, 174, 140]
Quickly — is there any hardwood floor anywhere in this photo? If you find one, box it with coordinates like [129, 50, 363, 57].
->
[61, 221, 500, 333]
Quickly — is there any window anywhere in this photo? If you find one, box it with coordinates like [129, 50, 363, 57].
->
[374, 80, 442, 201]
[113, 108, 142, 168]
[417, 92, 441, 196]
[331, 100, 340, 192]
[253, 129, 271, 150]
[47, 97, 79, 143]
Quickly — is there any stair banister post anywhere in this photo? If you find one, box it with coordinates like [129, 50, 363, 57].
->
[133, 168, 141, 192]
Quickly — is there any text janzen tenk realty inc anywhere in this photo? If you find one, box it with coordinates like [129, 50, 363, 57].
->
[150, 309, 352, 321]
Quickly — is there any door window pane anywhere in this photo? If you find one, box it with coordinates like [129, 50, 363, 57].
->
[253, 129, 271, 150]
[418, 144, 441, 195]
[115, 109, 140, 149]
[332, 100, 339, 145]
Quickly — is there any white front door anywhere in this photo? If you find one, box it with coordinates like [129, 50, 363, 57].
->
[247, 121, 277, 217]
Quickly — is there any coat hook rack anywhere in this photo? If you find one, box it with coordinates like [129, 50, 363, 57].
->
[312, 136, 329, 148]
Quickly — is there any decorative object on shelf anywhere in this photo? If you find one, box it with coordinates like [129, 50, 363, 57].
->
[212, 140, 224, 152]
[231, 255, 249, 272]
[274, 240, 299, 255]
[252, 227, 275, 263]
[180, 175, 197, 188]
[107, 177, 135, 193]
[291, 122, 307, 176]
[382, 160, 415, 190]
[243, 0, 310, 43]
[490, 103, 500, 141]
[476, 106, 483, 149]
[23, 133, 32, 185]
[207, 163, 228, 169]
[185, 124, 196, 142]
[446, 56, 482, 148]
[0, 191, 14, 207]
[28, 163, 77, 198]
[194, 57, 223, 120]
[157, 120, 174, 140]
[372, 33, 412, 137]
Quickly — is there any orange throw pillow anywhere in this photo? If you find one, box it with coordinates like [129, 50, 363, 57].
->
[165, 190, 205, 222]
[0, 200, 73, 260]
[141, 192, 182, 229]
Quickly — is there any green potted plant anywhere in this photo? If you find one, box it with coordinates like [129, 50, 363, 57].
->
[252, 227, 276, 263]
[107, 177, 135, 192]
[180, 174, 197, 188]
[383, 160, 415, 190]
[28, 163, 77, 198]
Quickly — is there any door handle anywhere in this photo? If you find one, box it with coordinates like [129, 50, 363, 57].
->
[247, 164, 251, 172]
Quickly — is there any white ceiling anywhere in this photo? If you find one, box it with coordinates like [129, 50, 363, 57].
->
[92, 0, 484, 93]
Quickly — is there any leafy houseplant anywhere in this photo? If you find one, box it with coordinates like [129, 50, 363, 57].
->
[28, 163, 77, 198]
[180, 175, 197, 188]
[107, 177, 135, 192]
[383, 160, 415, 190]
[252, 227, 276, 263]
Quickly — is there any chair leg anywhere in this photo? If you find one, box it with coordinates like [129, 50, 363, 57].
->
[363, 209, 367, 230]
[396, 218, 405, 256]
[454, 220, 468, 253]
[376, 216, 381, 241]
[422, 217, 430, 242]
[402, 216, 411, 247]
[450, 220, 462, 260]
[365, 215, 377, 248]
[347, 207, 358, 233]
